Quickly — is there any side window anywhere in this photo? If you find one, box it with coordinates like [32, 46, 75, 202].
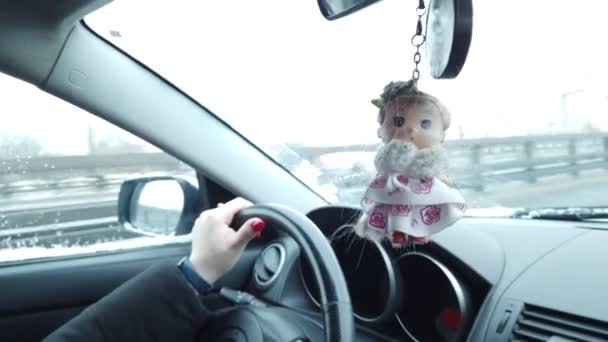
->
[0, 74, 196, 263]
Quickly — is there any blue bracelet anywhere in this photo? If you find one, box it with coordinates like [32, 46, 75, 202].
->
[177, 257, 211, 295]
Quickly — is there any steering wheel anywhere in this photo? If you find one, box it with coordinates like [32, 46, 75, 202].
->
[200, 203, 354, 342]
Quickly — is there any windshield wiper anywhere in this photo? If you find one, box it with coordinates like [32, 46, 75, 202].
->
[511, 207, 608, 221]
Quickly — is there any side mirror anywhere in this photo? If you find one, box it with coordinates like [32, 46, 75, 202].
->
[118, 177, 199, 236]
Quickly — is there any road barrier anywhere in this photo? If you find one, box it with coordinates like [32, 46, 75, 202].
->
[0, 153, 190, 196]
[288, 132, 608, 192]
[2, 133, 606, 197]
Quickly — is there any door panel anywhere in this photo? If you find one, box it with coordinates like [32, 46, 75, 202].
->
[0, 244, 190, 341]
[0, 307, 84, 342]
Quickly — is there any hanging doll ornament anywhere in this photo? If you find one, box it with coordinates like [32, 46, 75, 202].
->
[354, 1, 465, 248]
[354, 80, 466, 248]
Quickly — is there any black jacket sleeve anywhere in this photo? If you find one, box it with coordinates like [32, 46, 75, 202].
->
[44, 261, 211, 342]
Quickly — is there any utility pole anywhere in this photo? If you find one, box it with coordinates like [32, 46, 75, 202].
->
[560, 90, 583, 133]
[87, 124, 95, 155]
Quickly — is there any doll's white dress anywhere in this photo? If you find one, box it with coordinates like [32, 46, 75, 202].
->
[355, 140, 466, 247]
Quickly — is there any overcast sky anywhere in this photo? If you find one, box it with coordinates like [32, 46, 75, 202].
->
[2, 0, 608, 155]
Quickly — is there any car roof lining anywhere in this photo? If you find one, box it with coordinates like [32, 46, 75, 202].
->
[0, 0, 110, 85]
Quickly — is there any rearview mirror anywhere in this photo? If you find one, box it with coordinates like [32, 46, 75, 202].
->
[317, 0, 382, 20]
[118, 177, 199, 236]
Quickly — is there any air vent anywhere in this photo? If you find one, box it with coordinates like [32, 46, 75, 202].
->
[511, 304, 608, 342]
[253, 243, 286, 288]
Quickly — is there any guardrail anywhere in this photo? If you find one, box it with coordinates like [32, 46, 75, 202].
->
[287, 132, 608, 192]
[0, 133, 607, 198]
[0, 153, 191, 196]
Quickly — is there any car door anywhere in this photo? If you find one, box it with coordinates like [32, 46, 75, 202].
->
[0, 73, 223, 342]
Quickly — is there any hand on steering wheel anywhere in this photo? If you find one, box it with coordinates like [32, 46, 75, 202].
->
[190, 198, 354, 342]
[189, 198, 265, 284]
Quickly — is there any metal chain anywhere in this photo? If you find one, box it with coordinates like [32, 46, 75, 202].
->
[410, 0, 427, 81]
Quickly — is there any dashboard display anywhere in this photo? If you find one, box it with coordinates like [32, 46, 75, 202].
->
[301, 225, 399, 322]
[396, 253, 471, 341]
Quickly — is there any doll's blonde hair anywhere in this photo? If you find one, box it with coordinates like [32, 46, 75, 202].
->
[373, 80, 451, 131]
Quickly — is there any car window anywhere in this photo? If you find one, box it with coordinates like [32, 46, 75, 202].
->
[0, 74, 195, 264]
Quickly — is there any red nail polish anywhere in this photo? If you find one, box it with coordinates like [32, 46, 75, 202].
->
[252, 220, 266, 232]
[256, 232, 261, 239]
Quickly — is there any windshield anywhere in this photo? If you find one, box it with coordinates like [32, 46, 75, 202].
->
[86, 0, 608, 213]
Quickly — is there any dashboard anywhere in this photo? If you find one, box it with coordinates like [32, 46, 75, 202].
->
[296, 205, 608, 341]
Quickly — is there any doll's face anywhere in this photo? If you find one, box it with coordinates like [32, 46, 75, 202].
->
[377, 97, 445, 149]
